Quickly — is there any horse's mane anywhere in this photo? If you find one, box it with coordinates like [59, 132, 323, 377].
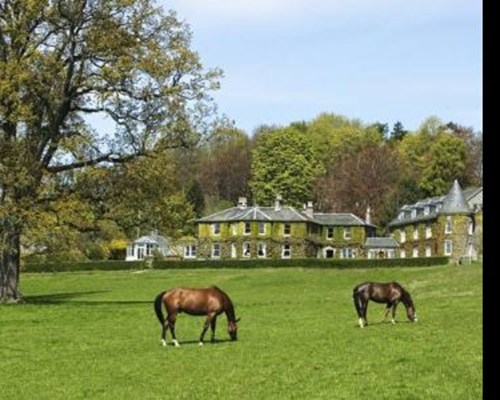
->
[400, 288, 414, 308]
[211, 285, 236, 321]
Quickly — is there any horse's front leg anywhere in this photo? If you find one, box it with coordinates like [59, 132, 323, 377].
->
[210, 317, 217, 343]
[199, 314, 215, 346]
[391, 302, 399, 324]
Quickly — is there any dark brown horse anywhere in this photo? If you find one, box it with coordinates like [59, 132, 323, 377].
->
[154, 286, 240, 347]
[353, 281, 417, 328]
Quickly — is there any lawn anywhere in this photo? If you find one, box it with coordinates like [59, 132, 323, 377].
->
[0, 263, 482, 399]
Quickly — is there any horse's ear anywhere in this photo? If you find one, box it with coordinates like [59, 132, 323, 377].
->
[235, 317, 241, 323]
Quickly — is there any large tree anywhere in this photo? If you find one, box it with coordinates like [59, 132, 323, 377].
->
[250, 127, 323, 207]
[0, 0, 221, 302]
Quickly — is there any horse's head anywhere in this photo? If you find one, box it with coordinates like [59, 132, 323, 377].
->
[406, 306, 418, 322]
[228, 317, 240, 341]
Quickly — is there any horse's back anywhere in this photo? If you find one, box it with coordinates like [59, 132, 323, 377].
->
[163, 287, 224, 315]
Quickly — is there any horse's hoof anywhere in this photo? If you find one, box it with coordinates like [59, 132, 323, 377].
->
[199, 342, 204, 346]
[161, 339, 167, 347]
[172, 340, 180, 347]
[391, 319, 396, 325]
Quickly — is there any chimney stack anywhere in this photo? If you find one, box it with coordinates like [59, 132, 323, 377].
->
[305, 201, 314, 218]
[238, 197, 247, 209]
[365, 206, 372, 224]
[274, 194, 282, 211]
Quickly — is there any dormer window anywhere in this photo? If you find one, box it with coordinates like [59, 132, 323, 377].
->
[411, 209, 417, 218]
[424, 206, 430, 216]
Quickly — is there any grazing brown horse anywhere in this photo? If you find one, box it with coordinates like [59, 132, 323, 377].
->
[353, 281, 417, 328]
[154, 286, 240, 347]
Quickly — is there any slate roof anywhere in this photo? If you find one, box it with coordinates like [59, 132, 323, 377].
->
[440, 180, 472, 215]
[313, 213, 375, 227]
[388, 180, 478, 227]
[133, 234, 169, 247]
[196, 206, 308, 222]
[364, 237, 400, 249]
[196, 206, 375, 227]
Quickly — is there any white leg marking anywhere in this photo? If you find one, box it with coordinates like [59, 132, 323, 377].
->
[172, 339, 180, 347]
[391, 319, 396, 324]
[199, 342, 204, 346]
[358, 318, 365, 328]
[414, 314, 418, 322]
[161, 339, 167, 347]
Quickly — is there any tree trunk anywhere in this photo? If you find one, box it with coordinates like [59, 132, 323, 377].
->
[0, 221, 23, 303]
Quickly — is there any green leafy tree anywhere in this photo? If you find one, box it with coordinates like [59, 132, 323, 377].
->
[0, 0, 221, 302]
[250, 127, 323, 207]
[420, 133, 467, 196]
[390, 121, 408, 142]
[186, 180, 205, 218]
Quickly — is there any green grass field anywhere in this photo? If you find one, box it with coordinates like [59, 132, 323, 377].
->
[0, 264, 482, 399]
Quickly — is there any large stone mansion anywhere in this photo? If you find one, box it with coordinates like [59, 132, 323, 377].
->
[126, 180, 482, 262]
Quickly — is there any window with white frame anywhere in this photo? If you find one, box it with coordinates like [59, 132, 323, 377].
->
[242, 242, 251, 258]
[424, 206, 430, 215]
[231, 243, 237, 258]
[283, 223, 291, 236]
[468, 221, 474, 235]
[282, 244, 291, 258]
[212, 223, 220, 235]
[258, 222, 266, 235]
[400, 249, 406, 258]
[184, 245, 197, 258]
[413, 226, 419, 240]
[344, 227, 352, 240]
[444, 240, 453, 255]
[232, 223, 238, 236]
[445, 216, 452, 234]
[425, 224, 432, 238]
[411, 209, 417, 218]
[412, 247, 418, 258]
[387, 250, 394, 259]
[244, 222, 251, 235]
[400, 230, 406, 243]
[425, 245, 431, 257]
[211, 243, 220, 258]
[340, 247, 354, 259]
[257, 243, 267, 258]
[326, 227, 334, 240]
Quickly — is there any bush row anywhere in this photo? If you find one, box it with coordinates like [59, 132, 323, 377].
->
[23, 256, 450, 273]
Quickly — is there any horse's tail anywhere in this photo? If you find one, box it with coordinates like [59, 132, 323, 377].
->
[154, 291, 167, 325]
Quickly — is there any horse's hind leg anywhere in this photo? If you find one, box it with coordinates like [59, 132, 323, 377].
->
[353, 293, 365, 328]
[384, 303, 392, 322]
[362, 301, 369, 327]
[167, 314, 180, 347]
[161, 322, 168, 347]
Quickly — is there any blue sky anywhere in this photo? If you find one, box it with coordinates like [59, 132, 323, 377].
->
[163, 0, 482, 135]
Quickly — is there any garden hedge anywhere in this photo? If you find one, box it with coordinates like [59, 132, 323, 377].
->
[23, 256, 450, 273]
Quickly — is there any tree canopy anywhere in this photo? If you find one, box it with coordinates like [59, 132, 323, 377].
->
[0, 0, 221, 302]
